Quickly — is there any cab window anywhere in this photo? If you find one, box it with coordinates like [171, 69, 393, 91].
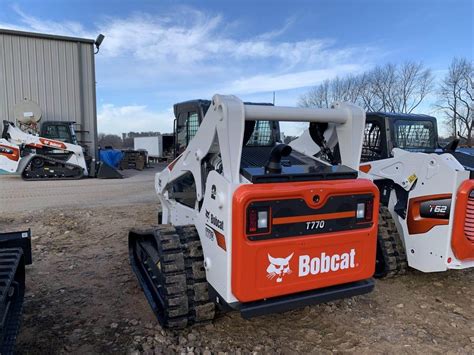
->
[56, 126, 70, 141]
[362, 122, 383, 162]
[246, 121, 275, 146]
[393, 120, 436, 150]
[187, 112, 199, 142]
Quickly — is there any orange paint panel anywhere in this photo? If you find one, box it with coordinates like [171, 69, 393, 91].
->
[359, 164, 372, 173]
[27, 143, 43, 149]
[167, 155, 181, 171]
[452, 180, 474, 261]
[407, 194, 451, 235]
[39, 138, 66, 149]
[231, 179, 379, 303]
[0, 144, 20, 161]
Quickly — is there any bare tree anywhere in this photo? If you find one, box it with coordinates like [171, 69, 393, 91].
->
[98, 133, 123, 149]
[438, 58, 473, 145]
[299, 62, 433, 114]
[299, 80, 330, 108]
[394, 62, 433, 113]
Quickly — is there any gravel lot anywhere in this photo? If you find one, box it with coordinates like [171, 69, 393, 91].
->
[0, 166, 473, 354]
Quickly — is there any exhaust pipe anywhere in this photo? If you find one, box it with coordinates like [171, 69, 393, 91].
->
[265, 144, 292, 174]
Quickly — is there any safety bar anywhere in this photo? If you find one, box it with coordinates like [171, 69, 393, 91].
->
[244, 104, 349, 124]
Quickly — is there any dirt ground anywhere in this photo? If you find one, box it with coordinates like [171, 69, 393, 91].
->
[0, 169, 473, 354]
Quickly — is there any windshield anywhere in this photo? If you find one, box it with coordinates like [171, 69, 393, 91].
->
[393, 120, 436, 150]
[245, 120, 277, 147]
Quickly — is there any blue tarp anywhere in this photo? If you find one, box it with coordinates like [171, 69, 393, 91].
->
[99, 149, 123, 168]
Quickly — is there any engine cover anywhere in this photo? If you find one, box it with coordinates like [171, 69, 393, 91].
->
[231, 179, 379, 302]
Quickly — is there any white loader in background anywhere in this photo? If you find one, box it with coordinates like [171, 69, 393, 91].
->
[0, 120, 88, 180]
[292, 112, 474, 276]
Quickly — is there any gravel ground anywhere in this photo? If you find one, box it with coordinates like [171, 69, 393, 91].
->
[0, 165, 164, 212]
[0, 169, 473, 354]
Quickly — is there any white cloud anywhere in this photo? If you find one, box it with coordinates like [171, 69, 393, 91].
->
[2, 6, 375, 70]
[3, 5, 93, 39]
[0, 6, 381, 134]
[226, 64, 367, 94]
[97, 104, 173, 135]
[256, 16, 297, 41]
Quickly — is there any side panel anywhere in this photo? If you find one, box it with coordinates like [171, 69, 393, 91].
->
[368, 150, 474, 271]
[194, 171, 236, 303]
[452, 180, 474, 261]
[231, 179, 379, 302]
[0, 140, 20, 173]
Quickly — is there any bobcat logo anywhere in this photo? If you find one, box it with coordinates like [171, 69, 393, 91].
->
[266, 253, 294, 283]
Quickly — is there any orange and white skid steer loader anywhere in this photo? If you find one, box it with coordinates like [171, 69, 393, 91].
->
[358, 113, 474, 275]
[129, 94, 379, 328]
[0, 120, 88, 180]
[292, 112, 474, 276]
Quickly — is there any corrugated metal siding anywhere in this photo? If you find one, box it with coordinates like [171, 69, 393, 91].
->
[0, 33, 97, 155]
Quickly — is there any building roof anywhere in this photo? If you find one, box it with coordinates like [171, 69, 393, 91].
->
[0, 28, 95, 44]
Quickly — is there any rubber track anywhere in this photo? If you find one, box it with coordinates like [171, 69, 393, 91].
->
[0, 248, 25, 355]
[176, 226, 215, 324]
[21, 154, 84, 181]
[154, 226, 189, 329]
[135, 225, 215, 329]
[376, 206, 408, 278]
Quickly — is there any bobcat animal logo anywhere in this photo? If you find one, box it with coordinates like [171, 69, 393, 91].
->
[266, 253, 294, 283]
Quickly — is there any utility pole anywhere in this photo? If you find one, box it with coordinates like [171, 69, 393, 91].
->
[272, 91, 276, 105]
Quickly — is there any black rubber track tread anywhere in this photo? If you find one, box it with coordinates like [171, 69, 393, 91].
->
[0, 248, 26, 355]
[176, 225, 216, 325]
[375, 206, 408, 278]
[152, 227, 189, 328]
[131, 225, 215, 329]
[21, 154, 84, 181]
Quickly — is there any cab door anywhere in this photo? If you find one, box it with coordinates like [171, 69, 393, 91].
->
[173, 101, 210, 158]
[362, 115, 389, 161]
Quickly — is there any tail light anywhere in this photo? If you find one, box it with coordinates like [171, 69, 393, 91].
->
[356, 199, 373, 223]
[247, 206, 270, 234]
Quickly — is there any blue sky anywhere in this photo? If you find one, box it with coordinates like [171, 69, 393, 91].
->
[0, 0, 472, 135]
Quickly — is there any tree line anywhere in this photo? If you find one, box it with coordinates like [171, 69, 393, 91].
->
[299, 58, 473, 145]
[98, 131, 163, 149]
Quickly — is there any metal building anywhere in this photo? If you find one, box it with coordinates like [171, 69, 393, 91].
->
[0, 29, 98, 155]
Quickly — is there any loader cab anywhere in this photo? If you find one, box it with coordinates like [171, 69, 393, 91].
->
[40, 121, 78, 145]
[362, 113, 438, 162]
[173, 100, 210, 157]
[173, 100, 280, 158]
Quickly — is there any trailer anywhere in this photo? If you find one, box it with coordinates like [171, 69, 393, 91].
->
[134, 136, 163, 161]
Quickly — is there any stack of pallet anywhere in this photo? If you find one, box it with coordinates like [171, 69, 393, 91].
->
[120, 150, 146, 170]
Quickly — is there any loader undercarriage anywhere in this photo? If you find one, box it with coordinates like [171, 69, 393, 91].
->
[21, 154, 84, 180]
[129, 225, 215, 329]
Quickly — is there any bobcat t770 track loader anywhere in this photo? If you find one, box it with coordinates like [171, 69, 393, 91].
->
[129, 95, 379, 328]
